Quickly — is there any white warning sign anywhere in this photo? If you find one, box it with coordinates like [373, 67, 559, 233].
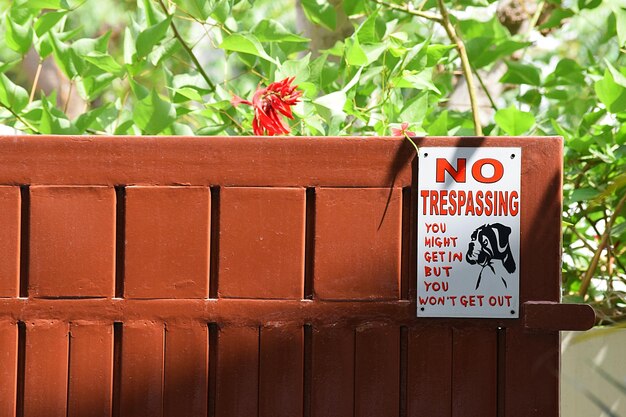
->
[417, 147, 521, 318]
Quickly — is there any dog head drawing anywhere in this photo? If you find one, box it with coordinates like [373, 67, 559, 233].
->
[466, 223, 516, 274]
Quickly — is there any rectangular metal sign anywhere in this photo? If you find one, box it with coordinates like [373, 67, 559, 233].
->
[417, 147, 521, 318]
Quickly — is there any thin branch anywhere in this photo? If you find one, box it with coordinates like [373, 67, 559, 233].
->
[29, 60, 43, 104]
[579, 192, 626, 298]
[157, 0, 216, 92]
[569, 225, 597, 253]
[436, 0, 482, 136]
[373, 0, 482, 134]
[63, 81, 73, 114]
[370, 0, 442, 23]
[0, 104, 41, 134]
[473, 66, 497, 111]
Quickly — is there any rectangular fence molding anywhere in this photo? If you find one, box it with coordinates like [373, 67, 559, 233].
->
[0, 136, 594, 417]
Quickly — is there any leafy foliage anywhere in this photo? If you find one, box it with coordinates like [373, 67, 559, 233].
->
[0, 0, 625, 323]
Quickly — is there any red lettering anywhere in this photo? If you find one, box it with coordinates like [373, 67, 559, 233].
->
[472, 158, 504, 183]
[436, 158, 466, 183]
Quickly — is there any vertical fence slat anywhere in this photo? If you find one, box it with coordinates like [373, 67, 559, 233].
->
[311, 326, 354, 417]
[120, 321, 164, 417]
[24, 321, 69, 417]
[504, 141, 563, 417]
[29, 186, 115, 297]
[408, 326, 452, 417]
[0, 321, 17, 417]
[218, 187, 306, 299]
[68, 322, 113, 417]
[216, 327, 259, 417]
[355, 325, 400, 417]
[164, 323, 208, 417]
[259, 325, 303, 417]
[452, 327, 497, 417]
[125, 187, 210, 298]
[504, 329, 558, 417]
[0, 187, 20, 297]
[315, 188, 402, 300]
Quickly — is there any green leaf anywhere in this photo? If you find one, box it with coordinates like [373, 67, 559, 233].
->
[276, 54, 311, 85]
[343, 0, 365, 15]
[170, 86, 204, 102]
[544, 59, 585, 86]
[219, 33, 277, 64]
[395, 69, 441, 94]
[342, 66, 362, 92]
[74, 104, 115, 133]
[494, 105, 535, 135]
[0, 59, 20, 73]
[500, 61, 542, 86]
[133, 89, 177, 134]
[5, 15, 33, 54]
[39, 95, 78, 134]
[141, 0, 164, 27]
[604, 60, 626, 88]
[49, 32, 77, 78]
[129, 79, 149, 100]
[428, 110, 449, 136]
[537, 8, 574, 30]
[356, 13, 384, 44]
[211, 1, 231, 24]
[567, 187, 600, 204]
[253, 20, 309, 43]
[83, 52, 124, 76]
[578, 0, 601, 10]
[313, 90, 346, 119]
[609, 3, 626, 47]
[123, 27, 136, 65]
[27, 0, 70, 9]
[400, 93, 429, 125]
[34, 11, 67, 36]
[594, 70, 626, 113]
[0, 73, 29, 113]
[76, 73, 117, 101]
[300, 0, 336, 30]
[136, 16, 172, 59]
[172, 0, 215, 20]
[149, 37, 179, 66]
[426, 44, 455, 67]
[345, 37, 368, 66]
[466, 38, 531, 69]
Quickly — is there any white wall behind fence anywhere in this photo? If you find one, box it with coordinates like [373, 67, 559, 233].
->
[562, 329, 626, 417]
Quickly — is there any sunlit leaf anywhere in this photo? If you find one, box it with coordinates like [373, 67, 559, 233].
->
[494, 106, 535, 135]
[0, 73, 29, 113]
[300, 0, 336, 30]
[253, 20, 309, 43]
[220, 33, 278, 64]
[133, 89, 177, 134]
[135, 16, 172, 59]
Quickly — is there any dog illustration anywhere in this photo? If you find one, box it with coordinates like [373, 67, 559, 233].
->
[466, 223, 516, 289]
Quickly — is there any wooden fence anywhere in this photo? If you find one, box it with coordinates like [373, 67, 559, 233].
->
[0, 136, 594, 417]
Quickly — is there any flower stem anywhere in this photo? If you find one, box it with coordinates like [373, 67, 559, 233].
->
[370, 0, 442, 23]
[157, 0, 216, 93]
[579, 192, 626, 298]
[436, 0, 482, 136]
[0, 104, 41, 134]
[373, 0, 483, 135]
[29, 59, 43, 104]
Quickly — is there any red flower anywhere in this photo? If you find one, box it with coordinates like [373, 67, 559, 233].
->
[391, 122, 416, 137]
[231, 77, 303, 136]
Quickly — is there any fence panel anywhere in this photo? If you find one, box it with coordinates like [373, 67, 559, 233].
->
[0, 136, 594, 417]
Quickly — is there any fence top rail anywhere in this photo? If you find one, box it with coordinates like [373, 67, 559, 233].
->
[0, 135, 560, 187]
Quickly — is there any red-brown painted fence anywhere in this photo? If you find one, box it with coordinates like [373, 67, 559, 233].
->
[0, 136, 594, 417]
